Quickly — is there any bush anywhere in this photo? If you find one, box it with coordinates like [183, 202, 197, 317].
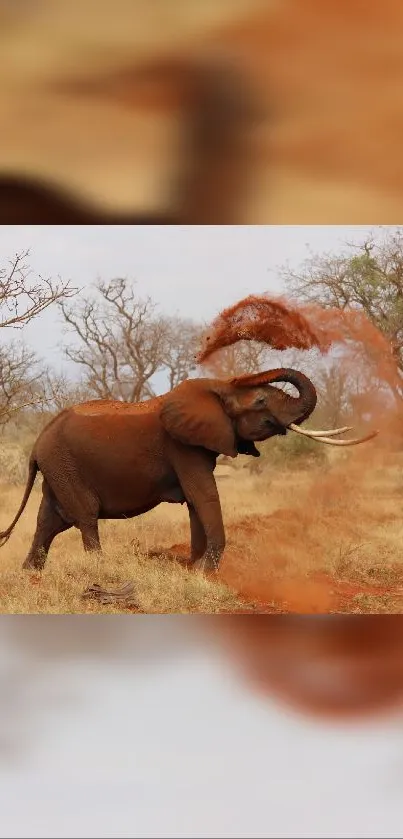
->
[259, 430, 328, 468]
[0, 441, 29, 485]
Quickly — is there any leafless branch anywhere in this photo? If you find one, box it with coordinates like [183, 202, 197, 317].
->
[59, 278, 201, 400]
[0, 343, 47, 427]
[0, 249, 77, 329]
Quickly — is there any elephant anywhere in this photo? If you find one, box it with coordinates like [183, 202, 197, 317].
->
[0, 56, 260, 225]
[0, 368, 377, 574]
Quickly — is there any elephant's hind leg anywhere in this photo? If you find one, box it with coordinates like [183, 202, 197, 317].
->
[79, 521, 101, 553]
[41, 462, 101, 555]
[22, 485, 71, 570]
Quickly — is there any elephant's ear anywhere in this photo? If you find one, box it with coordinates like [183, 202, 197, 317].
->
[160, 380, 237, 457]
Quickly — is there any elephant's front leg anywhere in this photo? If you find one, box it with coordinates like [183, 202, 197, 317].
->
[145, 505, 206, 567]
[185, 486, 226, 574]
[188, 504, 207, 562]
[170, 447, 226, 574]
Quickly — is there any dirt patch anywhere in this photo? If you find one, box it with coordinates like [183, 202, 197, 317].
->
[158, 496, 403, 615]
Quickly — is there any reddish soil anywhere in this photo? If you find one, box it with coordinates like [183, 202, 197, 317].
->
[162, 517, 403, 614]
[226, 562, 403, 615]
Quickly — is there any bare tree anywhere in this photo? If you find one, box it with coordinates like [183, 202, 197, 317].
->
[38, 369, 92, 414]
[0, 343, 46, 429]
[0, 250, 77, 429]
[201, 339, 273, 378]
[0, 249, 76, 328]
[59, 277, 201, 400]
[160, 316, 202, 390]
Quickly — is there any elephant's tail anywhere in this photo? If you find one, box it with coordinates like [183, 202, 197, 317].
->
[0, 456, 38, 548]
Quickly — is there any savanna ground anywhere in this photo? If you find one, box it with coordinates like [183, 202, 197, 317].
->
[0, 434, 402, 614]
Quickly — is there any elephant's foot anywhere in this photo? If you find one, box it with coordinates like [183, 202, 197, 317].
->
[193, 552, 221, 575]
[22, 563, 42, 572]
[22, 550, 47, 571]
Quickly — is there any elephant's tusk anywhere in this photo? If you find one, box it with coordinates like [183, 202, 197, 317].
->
[302, 430, 379, 447]
[288, 423, 353, 438]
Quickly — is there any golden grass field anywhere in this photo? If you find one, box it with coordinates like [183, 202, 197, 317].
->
[0, 439, 402, 614]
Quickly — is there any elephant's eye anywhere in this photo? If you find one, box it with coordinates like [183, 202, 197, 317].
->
[254, 395, 266, 407]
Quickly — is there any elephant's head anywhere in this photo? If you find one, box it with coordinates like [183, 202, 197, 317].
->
[160, 368, 378, 458]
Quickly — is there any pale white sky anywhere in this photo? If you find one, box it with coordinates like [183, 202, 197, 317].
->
[0, 225, 383, 377]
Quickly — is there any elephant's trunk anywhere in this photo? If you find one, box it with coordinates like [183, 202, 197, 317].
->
[231, 367, 317, 425]
[229, 367, 378, 448]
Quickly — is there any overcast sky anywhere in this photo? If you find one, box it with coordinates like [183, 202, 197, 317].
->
[0, 224, 383, 376]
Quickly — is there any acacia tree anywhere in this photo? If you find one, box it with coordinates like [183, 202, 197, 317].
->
[59, 277, 202, 400]
[280, 227, 403, 405]
[0, 344, 45, 427]
[0, 249, 76, 427]
[162, 315, 201, 390]
[38, 369, 92, 414]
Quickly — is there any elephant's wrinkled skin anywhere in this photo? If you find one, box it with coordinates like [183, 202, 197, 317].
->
[0, 367, 364, 574]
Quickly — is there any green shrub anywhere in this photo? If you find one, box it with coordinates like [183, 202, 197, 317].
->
[259, 430, 328, 468]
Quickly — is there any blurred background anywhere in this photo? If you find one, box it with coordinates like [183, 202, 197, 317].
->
[0, 614, 403, 838]
[2, 0, 403, 222]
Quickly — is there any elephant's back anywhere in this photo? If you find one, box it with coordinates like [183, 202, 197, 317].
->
[70, 396, 161, 416]
[35, 398, 164, 465]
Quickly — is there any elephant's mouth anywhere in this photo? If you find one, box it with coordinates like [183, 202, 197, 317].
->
[235, 422, 288, 453]
[236, 438, 261, 457]
[265, 419, 288, 437]
[254, 418, 288, 441]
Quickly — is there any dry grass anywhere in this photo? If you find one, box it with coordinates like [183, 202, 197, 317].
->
[0, 442, 403, 613]
[0, 480, 246, 614]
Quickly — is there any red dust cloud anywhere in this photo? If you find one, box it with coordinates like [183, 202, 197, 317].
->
[197, 293, 398, 388]
[195, 295, 403, 722]
[196, 294, 331, 360]
[198, 292, 402, 437]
